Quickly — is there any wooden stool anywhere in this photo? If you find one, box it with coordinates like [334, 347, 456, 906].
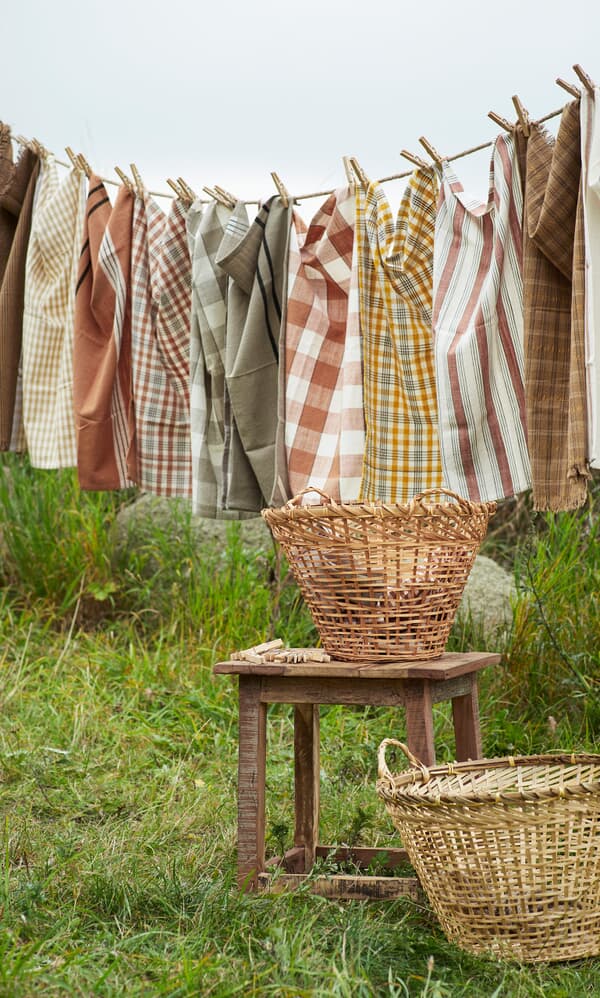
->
[214, 651, 499, 899]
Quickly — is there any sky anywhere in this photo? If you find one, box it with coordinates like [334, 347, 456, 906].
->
[2, 0, 599, 214]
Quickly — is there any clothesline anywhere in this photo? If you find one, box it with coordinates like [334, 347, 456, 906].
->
[10, 101, 570, 204]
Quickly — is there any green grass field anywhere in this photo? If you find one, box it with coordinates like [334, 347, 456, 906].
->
[0, 458, 599, 996]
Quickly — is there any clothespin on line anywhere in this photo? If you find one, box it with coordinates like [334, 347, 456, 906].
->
[202, 185, 231, 208]
[22, 136, 47, 159]
[214, 184, 238, 208]
[511, 95, 530, 136]
[573, 64, 596, 95]
[76, 153, 91, 178]
[271, 171, 290, 207]
[342, 156, 354, 185]
[418, 136, 444, 165]
[177, 177, 197, 203]
[556, 78, 581, 99]
[65, 146, 81, 170]
[130, 163, 144, 198]
[348, 156, 369, 187]
[400, 148, 430, 169]
[167, 178, 186, 200]
[487, 112, 514, 133]
[115, 166, 134, 193]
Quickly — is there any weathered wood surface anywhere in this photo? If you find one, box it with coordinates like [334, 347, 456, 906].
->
[294, 704, 320, 870]
[237, 678, 267, 890]
[452, 673, 483, 761]
[257, 872, 421, 900]
[214, 651, 500, 680]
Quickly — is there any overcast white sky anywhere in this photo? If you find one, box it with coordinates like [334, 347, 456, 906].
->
[2, 0, 598, 212]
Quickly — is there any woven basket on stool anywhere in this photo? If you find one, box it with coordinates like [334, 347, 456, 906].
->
[377, 739, 600, 962]
[262, 487, 495, 662]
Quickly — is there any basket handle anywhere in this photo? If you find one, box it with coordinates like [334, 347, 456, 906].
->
[285, 486, 335, 508]
[409, 487, 472, 513]
[377, 738, 431, 785]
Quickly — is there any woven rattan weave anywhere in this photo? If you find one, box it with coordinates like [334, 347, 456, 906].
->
[377, 739, 600, 962]
[262, 487, 495, 662]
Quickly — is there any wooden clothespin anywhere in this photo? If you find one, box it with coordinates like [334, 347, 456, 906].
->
[418, 136, 444, 165]
[214, 184, 238, 208]
[487, 112, 514, 133]
[400, 148, 430, 169]
[130, 163, 144, 198]
[270, 171, 290, 207]
[76, 153, 91, 178]
[177, 177, 197, 203]
[573, 64, 596, 95]
[115, 166, 134, 193]
[556, 78, 581, 99]
[65, 146, 80, 170]
[30, 137, 48, 160]
[202, 185, 232, 208]
[167, 178, 186, 200]
[511, 95, 530, 137]
[342, 156, 354, 185]
[348, 156, 369, 187]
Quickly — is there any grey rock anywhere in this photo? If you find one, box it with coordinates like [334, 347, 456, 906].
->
[111, 494, 273, 575]
[458, 554, 516, 636]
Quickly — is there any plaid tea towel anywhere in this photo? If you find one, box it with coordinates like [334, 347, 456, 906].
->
[284, 185, 364, 501]
[581, 88, 600, 472]
[357, 170, 442, 502]
[22, 158, 86, 467]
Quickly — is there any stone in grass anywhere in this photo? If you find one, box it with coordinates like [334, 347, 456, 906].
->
[458, 554, 516, 638]
[110, 494, 273, 576]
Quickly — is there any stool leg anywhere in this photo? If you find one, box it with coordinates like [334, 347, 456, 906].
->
[294, 704, 320, 872]
[452, 673, 482, 761]
[404, 679, 435, 767]
[237, 676, 267, 890]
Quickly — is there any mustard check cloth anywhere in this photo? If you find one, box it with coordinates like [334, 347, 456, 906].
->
[22, 158, 86, 467]
[356, 170, 442, 502]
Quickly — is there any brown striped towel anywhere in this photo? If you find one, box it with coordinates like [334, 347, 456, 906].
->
[216, 195, 292, 512]
[74, 178, 135, 489]
[0, 127, 39, 450]
[517, 101, 589, 511]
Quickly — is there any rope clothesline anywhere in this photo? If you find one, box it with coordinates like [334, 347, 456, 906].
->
[8, 98, 578, 206]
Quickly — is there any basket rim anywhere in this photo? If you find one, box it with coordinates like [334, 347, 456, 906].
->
[377, 747, 600, 805]
[261, 485, 497, 522]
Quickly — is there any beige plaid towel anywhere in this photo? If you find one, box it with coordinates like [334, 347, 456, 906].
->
[284, 186, 364, 502]
[517, 102, 589, 510]
[22, 159, 86, 467]
[0, 127, 39, 451]
[356, 171, 442, 502]
[73, 179, 135, 490]
[433, 134, 530, 503]
[129, 195, 192, 497]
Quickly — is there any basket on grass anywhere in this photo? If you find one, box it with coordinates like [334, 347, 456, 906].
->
[377, 738, 600, 963]
[262, 487, 495, 662]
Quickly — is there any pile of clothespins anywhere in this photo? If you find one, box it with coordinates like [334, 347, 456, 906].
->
[230, 638, 331, 664]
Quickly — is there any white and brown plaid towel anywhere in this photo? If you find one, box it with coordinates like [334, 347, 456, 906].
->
[284, 185, 364, 501]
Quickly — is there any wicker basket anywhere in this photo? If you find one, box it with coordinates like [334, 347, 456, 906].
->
[377, 739, 600, 963]
[262, 487, 495, 662]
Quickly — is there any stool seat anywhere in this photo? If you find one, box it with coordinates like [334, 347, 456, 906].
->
[214, 650, 500, 897]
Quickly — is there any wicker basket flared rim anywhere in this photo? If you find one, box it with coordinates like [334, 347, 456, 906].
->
[377, 739, 600, 806]
[262, 485, 497, 523]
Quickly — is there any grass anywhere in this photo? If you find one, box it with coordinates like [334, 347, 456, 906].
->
[0, 456, 599, 995]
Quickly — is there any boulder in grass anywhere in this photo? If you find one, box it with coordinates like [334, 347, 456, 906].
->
[458, 554, 516, 637]
[110, 494, 273, 577]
